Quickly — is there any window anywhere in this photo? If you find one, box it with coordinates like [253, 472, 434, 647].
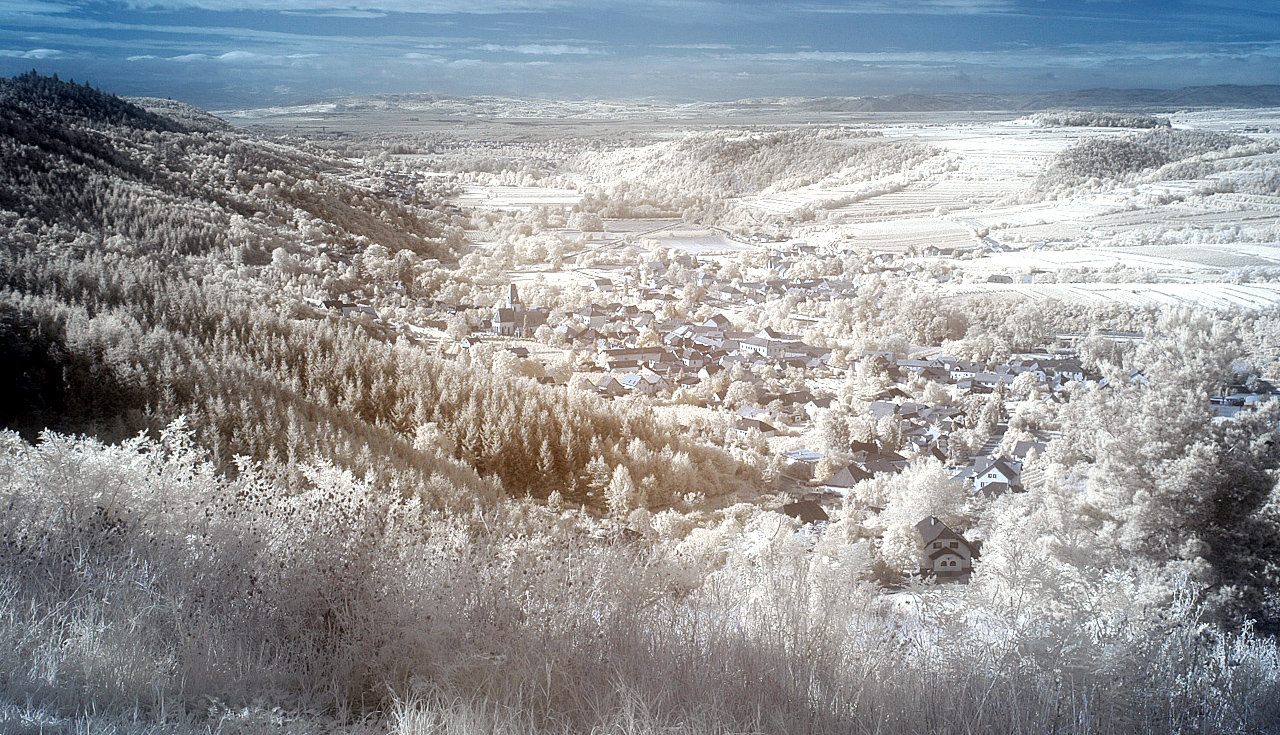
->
[949, 542, 958, 548]
[933, 542, 942, 549]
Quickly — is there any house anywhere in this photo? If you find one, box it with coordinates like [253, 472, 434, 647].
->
[782, 500, 829, 525]
[598, 346, 666, 369]
[977, 482, 1017, 498]
[803, 397, 833, 420]
[1009, 440, 1046, 460]
[595, 375, 625, 397]
[620, 368, 670, 396]
[956, 455, 1022, 492]
[704, 314, 732, 330]
[869, 401, 899, 420]
[575, 305, 611, 330]
[739, 328, 801, 360]
[863, 450, 908, 475]
[820, 464, 872, 492]
[341, 304, 379, 320]
[916, 516, 979, 582]
[735, 417, 777, 438]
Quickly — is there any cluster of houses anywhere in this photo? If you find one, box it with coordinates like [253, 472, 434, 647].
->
[585, 321, 834, 401]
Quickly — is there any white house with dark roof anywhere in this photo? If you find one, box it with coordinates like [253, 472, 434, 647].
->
[916, 516, 978, 582]
[955, 455, 1022, 492]
[620, 368, 669, 396]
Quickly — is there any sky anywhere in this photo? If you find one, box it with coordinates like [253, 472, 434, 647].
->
[1, 0, 1278, 108]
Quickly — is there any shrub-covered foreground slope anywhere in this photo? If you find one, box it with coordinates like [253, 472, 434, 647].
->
[3, 424, 1280, 734]
[3, 73, 1280, 733]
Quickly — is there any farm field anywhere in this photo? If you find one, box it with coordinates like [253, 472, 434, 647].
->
[956, 242, 1280, 275]
[429, 107, 1280, 313]
[451, 184, 583, 210]
[942, 281, 1280, 309]
[646, 227, 752, 253]
[834, 216, 976, 253]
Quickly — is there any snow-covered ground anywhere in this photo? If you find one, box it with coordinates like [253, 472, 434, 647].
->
[942, 282, 1280, 309]
[451, 185, 583, 210]
[958, 243, 1280, 274]
[440, 108, 1280, 311]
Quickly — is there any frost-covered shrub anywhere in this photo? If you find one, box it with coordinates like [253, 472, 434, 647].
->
[4, 421, 1280, 734]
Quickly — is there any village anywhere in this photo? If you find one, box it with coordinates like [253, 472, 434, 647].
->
[303, 228, 1278, 582]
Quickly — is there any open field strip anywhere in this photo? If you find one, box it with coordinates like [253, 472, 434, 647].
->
[966, 197, 1129, 229]
[738, 180, 907, 215]
[451, 185, 582, 210]
[1089, 208, 1280, 234]
[942, 281, 1280, 309]
[1171, 107, 1280, 137]
[646, 228, 751, 253]
[957, 242, 1280, 274]
[838, 217, 976, 252]
[827, 183, 973, 220]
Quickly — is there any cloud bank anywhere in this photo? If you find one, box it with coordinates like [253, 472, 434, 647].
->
[0, 0, 1275, 106]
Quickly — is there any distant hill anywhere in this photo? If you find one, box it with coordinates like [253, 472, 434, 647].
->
[760, 85, 1280, 113]
[226, 84, 1280, 126]
[129, 95, 235, 132]
[0, 71, 186, 133]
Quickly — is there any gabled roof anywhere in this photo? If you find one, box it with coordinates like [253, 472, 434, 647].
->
[782, 500, 829, 525]
[823, 464, 872, 488]
[736, 417, 776, 434]
[916, 516, 975, 554]
[864, 457, 905, 475]
[869, 401, 898, 419]
[970, 455, 1021, 480]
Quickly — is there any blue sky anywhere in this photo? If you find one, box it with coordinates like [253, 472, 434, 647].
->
[1, 0, 1277, 107]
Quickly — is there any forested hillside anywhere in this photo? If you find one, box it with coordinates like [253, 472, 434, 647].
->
[1032, 127, 1263, 197]
[573, 128, 940, 219]
[0, 72, 743, 507]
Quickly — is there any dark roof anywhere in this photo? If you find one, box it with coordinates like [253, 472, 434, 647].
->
[823, 464, 873, 488]
[782, 500, 829, 525]
[916, 516, 969, 548]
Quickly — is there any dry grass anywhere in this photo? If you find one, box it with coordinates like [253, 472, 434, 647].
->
[2, 426, 1279, 734]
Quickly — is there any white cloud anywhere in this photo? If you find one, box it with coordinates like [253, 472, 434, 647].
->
[115, 0, 604, 13]
[0, 0, 73, 14]
[657, 43, 735, 50]
[476, 43, 599, 55]
[793, 0, 1018, 14]
[0, 47, 64, 58]
[217, 49, 261, 61]
[279, 9, 387, 17]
